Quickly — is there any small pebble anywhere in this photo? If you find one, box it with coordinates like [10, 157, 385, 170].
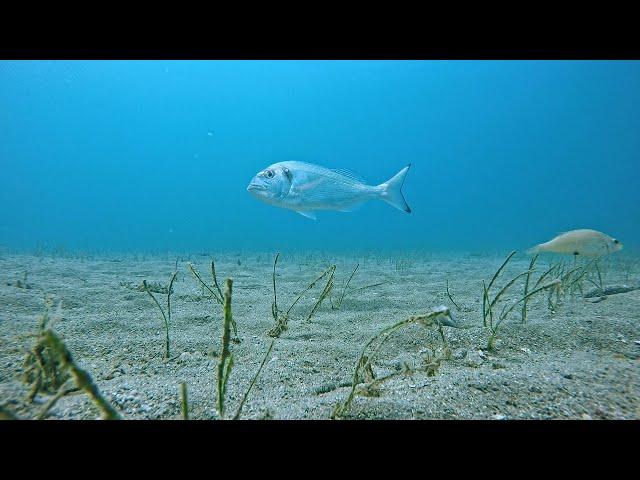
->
[453, 349, 468, 360]
[464, 350, 485, 368]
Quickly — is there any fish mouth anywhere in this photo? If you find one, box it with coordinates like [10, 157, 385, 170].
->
[247, 183, 266, 192]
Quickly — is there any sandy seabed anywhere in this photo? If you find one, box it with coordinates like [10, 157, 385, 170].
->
[1, 250, 638, 420]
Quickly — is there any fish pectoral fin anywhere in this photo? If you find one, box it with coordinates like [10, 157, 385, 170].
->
[296, 210, 317, 220]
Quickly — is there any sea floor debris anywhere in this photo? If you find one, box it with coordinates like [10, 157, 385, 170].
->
[0, 251, 638, 420]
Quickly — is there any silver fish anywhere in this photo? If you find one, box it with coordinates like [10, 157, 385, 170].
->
[527, 229, 623, 257]
[246, 161, 411, 220]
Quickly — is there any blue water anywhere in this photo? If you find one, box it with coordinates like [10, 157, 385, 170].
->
[1, 60, 638, 254]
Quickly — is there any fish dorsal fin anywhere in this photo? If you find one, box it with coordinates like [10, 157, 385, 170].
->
[330, 168, 367, 185]
[296, 210, 317, 220]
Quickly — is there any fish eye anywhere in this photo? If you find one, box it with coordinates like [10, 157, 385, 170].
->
[265, 169, 274, 179]
[613, 239, 619, 244]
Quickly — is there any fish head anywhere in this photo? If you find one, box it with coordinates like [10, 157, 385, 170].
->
[247, 163, 293, 203]
[609, 236, 624, 253]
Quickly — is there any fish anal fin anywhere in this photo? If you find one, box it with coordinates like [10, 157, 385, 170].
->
[337, 200, 366, 212]
[296, 210, 317, 220]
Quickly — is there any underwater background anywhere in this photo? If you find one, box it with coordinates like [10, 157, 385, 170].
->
[2, 60, 640, 421]
[1, 60, 638, 254]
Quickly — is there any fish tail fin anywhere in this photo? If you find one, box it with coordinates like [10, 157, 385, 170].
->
[526, 245, 541, 255]
[379, 164, 411, 213]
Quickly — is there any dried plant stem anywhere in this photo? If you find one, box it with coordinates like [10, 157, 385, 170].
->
[143, 278, 171, 359]
[533, 262, 562, 290]
[37, 384, 80, 420]
[594, 258, 604, 294]
[489, 270, 533, 312]
[180, 382, 189, 420]
[502, 280, 560, 325]
[211, 259, 225, 301]
[488, 251, 517, 291]
[560, 265, 583, 284]
[233, 339, 275, 420]
[564, 257, 596, 292]
[217, 279, 234, 419]
[333, 307, 452, 419]
[333, 264, 359, 310]
[286, 266, 333, 317]
[44, 330, 121, 420]
[167, 271, 178, 326]
[187, 262, 223, 305]
[268, 253, 288, 337]
[488, 279, 561, 349]
[268, 256, 335, 337]
[189, 260, 236, 335]
[271, 253, 280, 320]
[482, 281, 491, 328]
[446, 278, 461, 311]
[336, 319, 413, 418]
[521, 254, 538, 323]
[482, 251, 529, 328]
[346, 281, 388, 294]
[482, 251, 561, 349]
[305, 265, 336, 322]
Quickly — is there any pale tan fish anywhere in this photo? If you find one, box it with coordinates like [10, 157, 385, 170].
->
[527, 229, 623, 256]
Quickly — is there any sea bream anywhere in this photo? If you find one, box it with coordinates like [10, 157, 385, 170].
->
[527, 229, 623, 257]
[246, 161, 411, 220]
